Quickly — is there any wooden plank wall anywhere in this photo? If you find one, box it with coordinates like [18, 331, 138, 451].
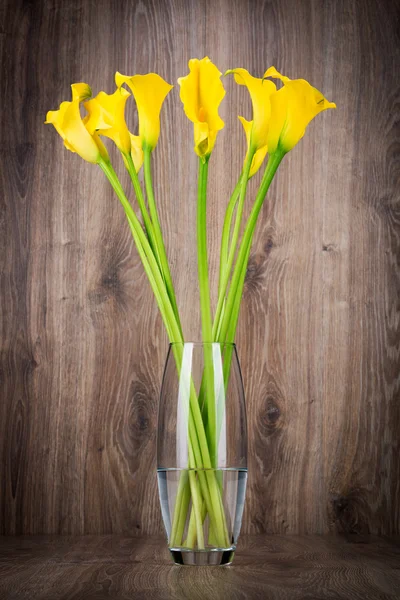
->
[0, 0, 399, 535]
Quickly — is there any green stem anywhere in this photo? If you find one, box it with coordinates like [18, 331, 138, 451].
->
[185, 498, 204, 547]
[144, 146, 182, 335]
[176, 153, 284, 548]
[214, 179, 241, 341]
[188, 445, 205, 549]
[123, 152, 161, 271]
[217, 150, 285, 345]
[213, 148, 255, 340]
[100, 157, 229, 550]
[197, 158, 213, 343]
[218, 179, 241, 294]
[190, 153, 281, 535]
[212, 153, 285, 456]
[170, 471, 190, 546]
[217, 251, 250, 441]
[99, 158, 180, 342]
[197, 169, 247, 426]
[197, 158, 217, 467]
[226, 241, 251, 344]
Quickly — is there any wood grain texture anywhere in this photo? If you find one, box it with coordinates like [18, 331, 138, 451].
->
[0, 0, 399, 535]
[0, 535, 399, 599]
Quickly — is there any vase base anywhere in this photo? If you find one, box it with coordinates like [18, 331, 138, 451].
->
[169, 548, 235, 566]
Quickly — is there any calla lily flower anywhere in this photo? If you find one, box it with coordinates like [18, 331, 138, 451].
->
[178, 57, 225, 159]
[226, 68, 276, 151]
[115, 72, 173, 151]
[84, 88, 131, 155]
[238, 116, 268, 178]
[45, 83, 108, 164]
[264, 66, 336, 154]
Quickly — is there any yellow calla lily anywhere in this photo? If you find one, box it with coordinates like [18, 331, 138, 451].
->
[45, 83, 108, 164]
[238, 116, 268, 178]
[84, 88, 131, 155]
[264, 66, 336, 154]
[226, 68, 276, 150]
[178, 57, 225, 159]
[115, 72, 173, 150]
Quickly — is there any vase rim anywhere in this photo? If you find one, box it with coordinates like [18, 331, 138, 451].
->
[169, 341, 236, 347]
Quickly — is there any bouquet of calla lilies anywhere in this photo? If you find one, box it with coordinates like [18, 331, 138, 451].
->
[46, 57, 335, 550]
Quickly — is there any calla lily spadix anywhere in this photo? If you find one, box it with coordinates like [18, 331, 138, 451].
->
[264, 66, 337, 154]
[45, 83, 109, 163]
[115, 72, 173, 151]
[178, 57, 225, 160]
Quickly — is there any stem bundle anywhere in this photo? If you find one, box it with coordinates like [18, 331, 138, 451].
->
[99, 144, 285, 551]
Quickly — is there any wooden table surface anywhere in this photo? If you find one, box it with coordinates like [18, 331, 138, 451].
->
[0, 535, 399, 599]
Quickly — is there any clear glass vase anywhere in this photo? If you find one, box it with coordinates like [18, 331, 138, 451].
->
[157, 342, 247, 566]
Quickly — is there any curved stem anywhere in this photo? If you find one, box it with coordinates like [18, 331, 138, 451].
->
[217, 150, 285, 344]
[99, 158, 227, 548]
[226, 243, 250, 343]
[218, 179, 241, 294]
[99, 159, 180, 342]
[123, 152, 161, 271]
[144, 147, 182, 335]
[211, 154, 285, 474]
[197, 158, 218, 467]
[212, 148, 255, 339]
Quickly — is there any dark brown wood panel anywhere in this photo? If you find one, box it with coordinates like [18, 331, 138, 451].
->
[0, 535, 399, 599]
[0, 0, 399, 535]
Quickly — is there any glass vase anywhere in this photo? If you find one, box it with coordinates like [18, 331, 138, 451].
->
[157, 342, 247, 566]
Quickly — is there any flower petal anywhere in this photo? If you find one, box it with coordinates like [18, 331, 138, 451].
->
[45, 101, 70, 142]
[84, 87, 131, 154]
[226, 68, 276, 149]
[263, 66, 291, 83]
[116, 71, 173, 149]
[61, 101, 101, 163]
[45, 84, 102, 164]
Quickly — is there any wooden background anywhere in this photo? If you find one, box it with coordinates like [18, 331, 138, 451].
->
[1, 0, 399, 536]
